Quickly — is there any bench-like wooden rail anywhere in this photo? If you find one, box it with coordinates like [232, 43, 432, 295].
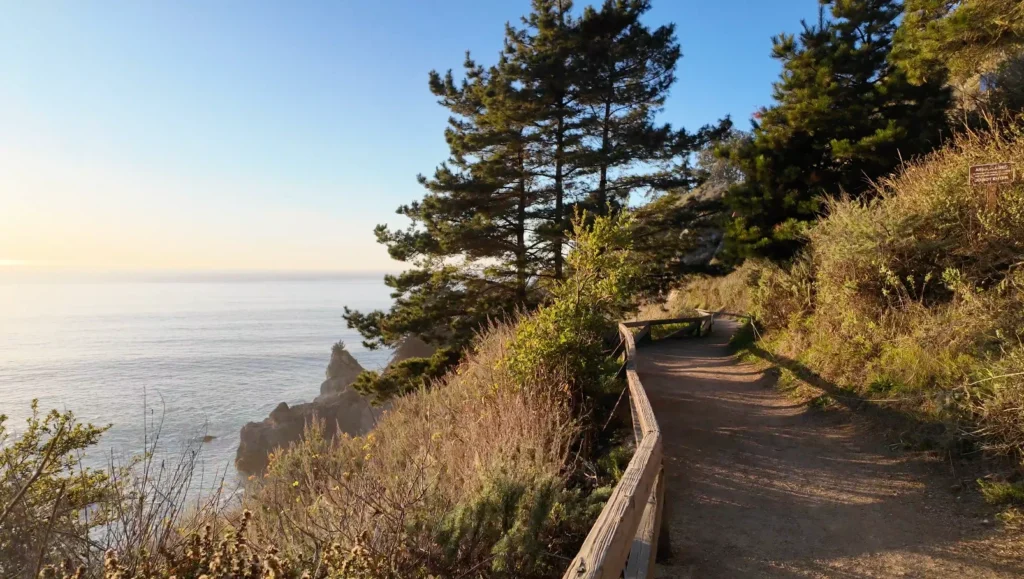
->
[563, 311, 716, 579]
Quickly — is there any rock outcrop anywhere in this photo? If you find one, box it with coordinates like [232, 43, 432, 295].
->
[235, 338, 442, 475]
[235, 343, 378, 475]
[320, 343, 366, 395]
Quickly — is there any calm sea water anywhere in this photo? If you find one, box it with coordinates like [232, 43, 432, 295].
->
[0, 275, 393, 484]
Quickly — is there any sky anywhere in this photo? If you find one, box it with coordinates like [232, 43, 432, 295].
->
[0, 0, 822, 274]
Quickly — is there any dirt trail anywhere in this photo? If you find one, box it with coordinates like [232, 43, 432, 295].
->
[641, 319, 1023, 578]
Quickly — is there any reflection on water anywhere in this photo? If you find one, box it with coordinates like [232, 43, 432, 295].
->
[0, 274, 393, 488]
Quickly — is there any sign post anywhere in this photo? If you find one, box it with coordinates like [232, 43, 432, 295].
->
[970, 163, 1015, 210]
[970, 162, 1015, 186]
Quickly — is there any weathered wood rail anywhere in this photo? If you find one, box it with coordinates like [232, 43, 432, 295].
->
[563, 310, 716, 579]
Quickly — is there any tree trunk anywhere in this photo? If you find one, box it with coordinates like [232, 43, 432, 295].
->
[554, 114, 565, 280]
[552, 0, 569, 281]
[516, 148, 528, 301]
[597, 98, 612, 209]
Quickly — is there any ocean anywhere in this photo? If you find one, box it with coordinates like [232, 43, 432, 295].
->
[0, 274, 393, 485]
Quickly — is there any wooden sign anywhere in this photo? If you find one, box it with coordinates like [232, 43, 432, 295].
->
[970, 162, 1015, 186]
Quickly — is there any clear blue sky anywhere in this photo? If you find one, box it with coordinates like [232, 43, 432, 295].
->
[0, 0, 820, 272]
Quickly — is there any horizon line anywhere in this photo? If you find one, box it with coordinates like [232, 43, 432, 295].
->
[0, 267, 402, 283]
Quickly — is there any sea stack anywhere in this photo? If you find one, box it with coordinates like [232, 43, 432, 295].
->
[235, 343, 377, 475]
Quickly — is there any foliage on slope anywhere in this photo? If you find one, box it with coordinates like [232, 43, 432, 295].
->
[681, 123, 1024, 465]
[721, 0, 951, 261]
[243, 321, 590, 578]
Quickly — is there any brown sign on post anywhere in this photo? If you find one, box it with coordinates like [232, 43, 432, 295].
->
[970, 162, 1015, 186]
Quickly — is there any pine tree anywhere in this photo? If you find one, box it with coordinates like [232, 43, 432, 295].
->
[346, 0, 716, 374]
[893, 0, 1024, 86]
[722, 0, 951, 260]
[894, 0, 1024, 115]
[576, 0, 680, 209]
[416, 58, 543, 303]
[503, 0, 587, 280]
[343, 58, 542, 352]
[631, 123, 740, 290]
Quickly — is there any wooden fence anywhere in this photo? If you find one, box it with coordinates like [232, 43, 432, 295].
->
[563, 310, 716, 579]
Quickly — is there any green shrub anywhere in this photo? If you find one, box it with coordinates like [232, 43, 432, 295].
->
[727, 318, 757, 350]
[2, 401, 233, 579]
[232, 212, 642, 578]
[595, 444, 633, 483]
[351, 347, 461, 405]
[506, 211, 643, 395]
[0, 402, 110, 578]
[649, 322, 698, 340]
[979, 480, 1024, 506]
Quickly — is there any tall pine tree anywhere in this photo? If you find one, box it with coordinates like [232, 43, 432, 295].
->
[723, 0, 951, 260]
[894, 0, 1024, 115]
[503, 0, 587, 280]
[893, 0, 1024, 86]
[576, 0, 680, 209]
[346, 0, 718, 379]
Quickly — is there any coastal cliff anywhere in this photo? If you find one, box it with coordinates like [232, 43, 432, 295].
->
[235, 337, 436, 475]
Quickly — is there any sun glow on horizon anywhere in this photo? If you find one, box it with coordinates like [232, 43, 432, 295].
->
[0, 145, 399, 273]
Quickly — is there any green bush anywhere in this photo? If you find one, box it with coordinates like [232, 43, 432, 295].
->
[351, 347, 461, 405]
[0, 403, 110, 578]
[978, 480, 1024, 507]
[237, 212, 641, 577]
[2, 401, 233, 579]
[505, 211, 643, 395]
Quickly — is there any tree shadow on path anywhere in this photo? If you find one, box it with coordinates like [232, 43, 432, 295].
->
[744, 343, 957, 453]
[637, 321, 1023, 578]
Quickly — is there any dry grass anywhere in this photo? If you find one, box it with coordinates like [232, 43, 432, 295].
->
[631, 298, 682, 321]
[962, 344, 1024, 457]
[664, 260, 764, 316]
[667, 259, 813, 333]
[781, 122, 1024, 462]
[241, 320, 588, 577]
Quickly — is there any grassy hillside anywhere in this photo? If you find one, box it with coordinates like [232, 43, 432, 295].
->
[678, 123, 1024, 485]
[240, 320, 597, 577]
